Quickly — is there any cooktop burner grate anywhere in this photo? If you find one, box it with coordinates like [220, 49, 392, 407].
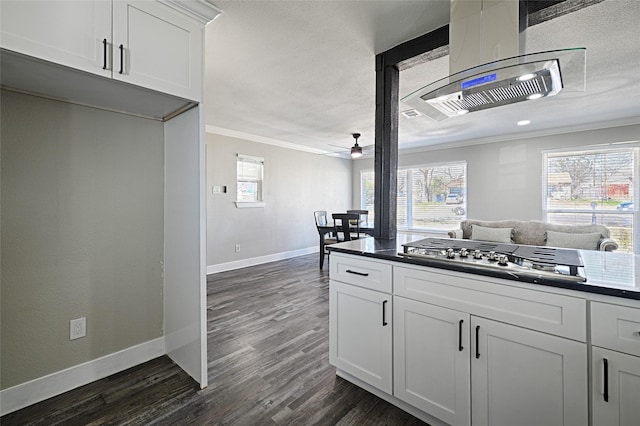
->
[400, 237, 585, 282]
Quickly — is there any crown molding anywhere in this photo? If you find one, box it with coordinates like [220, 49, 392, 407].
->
[205, 125, 348, 157]
[158, 0, 222, 24]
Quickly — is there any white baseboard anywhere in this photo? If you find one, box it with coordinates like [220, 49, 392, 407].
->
[0, 337, 165, 416]
[207, 246, 318, 274]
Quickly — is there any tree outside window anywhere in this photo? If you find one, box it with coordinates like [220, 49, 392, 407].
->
[361, 161, 467, 231]
[544, 145, 638, 253]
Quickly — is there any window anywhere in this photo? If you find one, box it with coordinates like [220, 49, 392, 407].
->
[543, 145, 638, 253]
[360, 161, 467, 232]
[236, 154, 264, 206]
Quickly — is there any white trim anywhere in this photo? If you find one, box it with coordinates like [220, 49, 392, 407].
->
[236, 153, 264, 164]
[158, 0, 222, 24]
[0, 338, 165, 416]
[235, 201, 266, 208]
[207, 246, 317, 274]
[205, 125, 341, 156]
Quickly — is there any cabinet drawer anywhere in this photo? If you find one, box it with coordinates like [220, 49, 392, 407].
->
[330, 254, 392, 293]
[591, 302, 640, 356]
[395, 266, 586, 341]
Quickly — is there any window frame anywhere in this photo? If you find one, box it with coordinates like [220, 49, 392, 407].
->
[360, 160, 467, 233]
[235, 153, 265, 208]
[541, 143, 639, 253]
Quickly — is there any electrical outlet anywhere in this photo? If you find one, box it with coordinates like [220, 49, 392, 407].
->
[235, 244, 241, 253]
[70, 317, 86, 340]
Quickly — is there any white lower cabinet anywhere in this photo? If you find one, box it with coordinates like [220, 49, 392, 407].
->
[393, 297, 588, 426]
[471, 317, 588, 426]
[329, 280, 392, 394]
[590, 301, 640, 426]
[394, 297, 470, 426]
[591, 347, 640, 426]
[330, 255, 592, 426]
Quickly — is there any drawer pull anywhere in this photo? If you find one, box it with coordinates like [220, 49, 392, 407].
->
[382, 300, 388, 326]
[119, 44, 124, 74]
[346, 269, 369, 277]
[102, 39, 108, 70]
[458, 319, 464, 351]
[475, 325, 480, 359]
[603, 358, 609, 402]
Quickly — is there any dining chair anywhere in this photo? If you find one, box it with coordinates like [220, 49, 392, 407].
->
[347, 209, 369, 227]
[314, 211, 337, 269]
[332, 213, 361, 242]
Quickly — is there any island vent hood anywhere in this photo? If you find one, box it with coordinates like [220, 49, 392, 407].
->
[401, 0, 586, 121]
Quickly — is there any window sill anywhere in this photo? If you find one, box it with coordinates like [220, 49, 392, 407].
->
[235, 201, 266, 209]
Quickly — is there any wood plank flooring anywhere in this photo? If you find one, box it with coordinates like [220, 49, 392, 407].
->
[2, 254, 427, 425]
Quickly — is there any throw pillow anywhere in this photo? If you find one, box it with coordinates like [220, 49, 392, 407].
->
[471, 225, 513, 243]
[545, 230, 602, 250]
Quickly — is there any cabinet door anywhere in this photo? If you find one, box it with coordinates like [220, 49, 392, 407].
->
[0, 1, 112, 77]
[329, 280, 392, 394]
[472, 317, 588, 426]
[394, 297, 470, 426]
[113, 1, 203, 101]
[592, 347, 640, 426]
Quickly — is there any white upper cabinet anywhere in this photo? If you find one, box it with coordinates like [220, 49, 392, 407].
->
[1, 1, 206, 101]
[112, 1, 203, 101]
[0, 1, 112, 78]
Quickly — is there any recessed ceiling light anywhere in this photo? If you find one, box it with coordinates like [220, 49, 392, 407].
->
[517, 120, 531, 126]
[527, 93, 543, 100]
[456, 109, 469, 115]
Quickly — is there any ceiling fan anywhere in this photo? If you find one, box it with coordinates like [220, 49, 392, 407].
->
[326, 133, 372, 158]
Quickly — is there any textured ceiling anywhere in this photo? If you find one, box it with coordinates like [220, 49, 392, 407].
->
[204, 0, 640, 157]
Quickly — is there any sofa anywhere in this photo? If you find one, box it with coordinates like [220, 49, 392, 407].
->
[448, 219, 618, 251]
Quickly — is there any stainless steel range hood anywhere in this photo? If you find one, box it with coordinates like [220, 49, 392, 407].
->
[401, 0, 586, 121]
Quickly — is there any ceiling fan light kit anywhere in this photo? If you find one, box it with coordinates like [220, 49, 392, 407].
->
[350, 133, 363, 158]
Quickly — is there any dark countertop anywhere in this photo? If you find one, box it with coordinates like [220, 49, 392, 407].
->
[328, 235, 640, 300]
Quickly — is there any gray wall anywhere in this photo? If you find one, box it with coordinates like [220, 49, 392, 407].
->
[1, 91, 165, 389]
[352, 124, 640, 221]
[206, 133, 352, 266]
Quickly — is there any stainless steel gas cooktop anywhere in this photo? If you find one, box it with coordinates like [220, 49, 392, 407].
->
[399, 238, 587, 285]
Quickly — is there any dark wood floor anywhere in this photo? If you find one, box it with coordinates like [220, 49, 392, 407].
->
[2, 254, 427, 425]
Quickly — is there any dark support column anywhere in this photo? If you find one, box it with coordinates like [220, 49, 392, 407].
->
[373, 53, 399, 239]
[373, 25, 448, 241]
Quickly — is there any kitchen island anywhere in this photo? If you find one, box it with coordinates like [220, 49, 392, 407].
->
[327, 237, 640, 426]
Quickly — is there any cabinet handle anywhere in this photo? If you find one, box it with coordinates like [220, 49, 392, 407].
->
[475, 325, 480, 359]
[603, 358, 609, 402]
[119, 44, 124, 74]
[458, 319, 464, 351]
[102, 39, 108, 70]
[346, 269, 368, 277]
[382, 300, 388, 326]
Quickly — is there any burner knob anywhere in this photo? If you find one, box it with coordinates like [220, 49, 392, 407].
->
[446, 248, 456, 259]
[459, 248, 469, 258]
[488, 251, 498, 261]
[498, 255, 509, 266]
[473, 250, 483, 259]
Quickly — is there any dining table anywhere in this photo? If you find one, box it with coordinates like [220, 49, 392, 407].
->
[317, 216, 375, 268]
